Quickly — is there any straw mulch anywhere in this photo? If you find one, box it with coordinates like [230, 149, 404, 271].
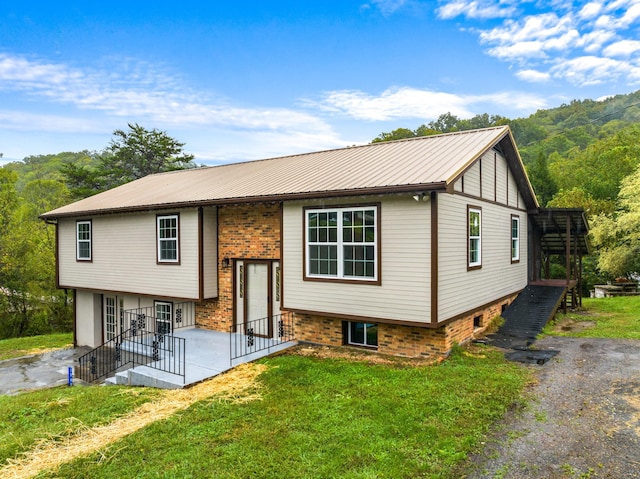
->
[0, 362, 267, 479]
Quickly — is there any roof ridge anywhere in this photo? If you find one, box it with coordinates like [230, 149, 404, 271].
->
[149, 126, 510, 177]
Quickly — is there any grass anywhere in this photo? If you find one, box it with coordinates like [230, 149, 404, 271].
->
[545, 296, 640, 339]
[0, 333, 73, 361]
[0, 385, 163, 466]
[0, 344, 530, 479]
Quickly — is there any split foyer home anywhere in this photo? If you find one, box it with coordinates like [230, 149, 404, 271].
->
[41, 126, 585, 364]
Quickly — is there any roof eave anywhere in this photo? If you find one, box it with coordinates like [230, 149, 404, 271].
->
[39, 182, 449, 220]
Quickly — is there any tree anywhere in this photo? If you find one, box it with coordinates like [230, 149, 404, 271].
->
[590, 164, 640, 278]
[526, 153, 557, 207]
[0, 177, 72, 338]
[100, 123, 195, 188]
[62, 124, 196, 197]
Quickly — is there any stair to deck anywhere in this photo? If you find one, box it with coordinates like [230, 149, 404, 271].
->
[486, 284, 567, 350]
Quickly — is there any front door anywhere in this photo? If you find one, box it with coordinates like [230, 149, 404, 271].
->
[235, 260, 280, 337]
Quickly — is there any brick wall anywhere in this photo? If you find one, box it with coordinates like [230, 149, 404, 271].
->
[196, 203, 281, 332]
[293, 292, 518, 358]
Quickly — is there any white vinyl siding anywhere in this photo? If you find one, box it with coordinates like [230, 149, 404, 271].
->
[59, 209, 204, 299]
[283, 196, 431, 323]
[495, 154, 508, 205]
[201, 207, 218, 298]
[438, 193, 528, 322]
[463, 161, 481, 197]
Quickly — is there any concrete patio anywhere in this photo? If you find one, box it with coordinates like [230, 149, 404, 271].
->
[105, 327, 297, 389]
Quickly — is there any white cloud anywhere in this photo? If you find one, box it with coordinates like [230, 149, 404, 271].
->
[308, 87, 474, 120]
[0, 110, 107, 133]
[439, 1, 640, 87]
[370, 0, 408, 15]
[0, 53, 338, 137]
[578, 2, 604, 19]
[309, 86, 547, 121]
[550, 55, 640, 85]
[516, 69, 552, 82]
[436, 0, 516, 19]
[603, 39, 640, 56]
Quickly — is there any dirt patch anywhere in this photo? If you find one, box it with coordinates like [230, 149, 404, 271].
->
[0, 362, 267, 479]
[464, 337, 640, 478]
[551, 317, 597, 333]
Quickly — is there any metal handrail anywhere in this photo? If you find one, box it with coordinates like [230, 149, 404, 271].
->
[77, 325, 186, 384]
[230, 312, 295, 362]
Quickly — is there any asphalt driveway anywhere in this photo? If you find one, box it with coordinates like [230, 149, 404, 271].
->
[0, 346, 90, 395]
[465, 336, 640, 478]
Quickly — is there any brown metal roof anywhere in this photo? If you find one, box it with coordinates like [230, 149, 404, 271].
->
[41, 126, 537, 219]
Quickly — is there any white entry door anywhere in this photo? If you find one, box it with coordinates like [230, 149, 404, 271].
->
[235, 260, 279, 338]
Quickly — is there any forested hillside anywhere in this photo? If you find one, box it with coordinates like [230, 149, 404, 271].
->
[2, 93, 640, 338]
[0, 125, 195, 339]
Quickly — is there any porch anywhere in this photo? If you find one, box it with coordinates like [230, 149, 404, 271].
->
[105, 327, 297, 388]
[78, 311, 297, 389]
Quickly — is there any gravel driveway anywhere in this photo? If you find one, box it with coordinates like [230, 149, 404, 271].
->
[465, 336, 640, 478]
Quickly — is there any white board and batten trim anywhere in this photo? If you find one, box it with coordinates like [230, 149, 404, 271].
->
[282, 195, 432, 324]
[58, 207, 218, 300]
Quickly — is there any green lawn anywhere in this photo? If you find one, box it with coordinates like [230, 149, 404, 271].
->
[547, 296, 640, 339]
[0, 333, 73, 361]
[0, 345, 529, 479]
[0, 385, 163, 466]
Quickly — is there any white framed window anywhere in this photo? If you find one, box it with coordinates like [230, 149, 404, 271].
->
[468, 207, 482, 269]
[511, 215, 520, 262]
[76, 220, 92, 261]
[305, 206, 378, 281]
[157, 214, 179, 263]
[105, 296, 116, 341]
[347, 322, 378, 348]
[155, 301, 173, 335]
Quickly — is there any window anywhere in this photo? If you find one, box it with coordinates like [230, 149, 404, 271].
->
[105, 296, 116, 341]
[76, 220, 92, 261]
[155, 301, 172, 335]
[157, 214, 179, 263]
[468, 207, 482, 268]
[348, 322, 378, 348]
[511, 215, 520, 262]
[306, 206, 378, 281]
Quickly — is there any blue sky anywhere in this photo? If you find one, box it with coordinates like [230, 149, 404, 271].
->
[1, 1, 640, 165]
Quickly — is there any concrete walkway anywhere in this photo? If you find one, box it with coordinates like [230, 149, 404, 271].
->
[111, 328, 296, 388]
[0, 347, 91, 395]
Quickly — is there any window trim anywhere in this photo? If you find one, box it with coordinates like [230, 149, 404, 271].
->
[511, 214, 520, 263]
[154, 300, 173, 335]
[76, 220, 92, 262]
[156, 214, 180, 264]
[346, 321, 379, 349]
[467, 206, 482, 270]
[303, 204, 381, 284]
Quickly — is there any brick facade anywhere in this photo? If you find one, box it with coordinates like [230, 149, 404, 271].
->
[195, 203, 281, 332]
[292, 292, 518, 358]
[195, 201, 519, 359]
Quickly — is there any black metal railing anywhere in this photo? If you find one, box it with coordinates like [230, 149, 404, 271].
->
[77, 324, 186, 384]
[230, 312, 295, 362]
[123, 301, 195, 335]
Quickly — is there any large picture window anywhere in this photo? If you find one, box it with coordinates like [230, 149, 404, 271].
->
[511, 215, 520, 262]
[468, 207, 482, 269]
[157, 214, 179, 263]
[306, 206, 378, 281]
[76, 220, 92, 261]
